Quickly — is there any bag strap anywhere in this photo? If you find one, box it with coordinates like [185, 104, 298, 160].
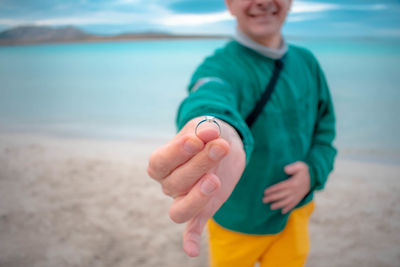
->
[245, 58, 284, 128]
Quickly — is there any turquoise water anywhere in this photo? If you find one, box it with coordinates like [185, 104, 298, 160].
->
[0, 39, 399, 162]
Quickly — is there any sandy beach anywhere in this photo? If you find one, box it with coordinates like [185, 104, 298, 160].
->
[0, 133, 399, 267]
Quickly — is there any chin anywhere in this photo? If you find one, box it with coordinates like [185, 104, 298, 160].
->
[249, 28, 279, 41]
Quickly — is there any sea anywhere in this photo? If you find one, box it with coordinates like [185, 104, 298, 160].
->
[0, 38, 399, 164]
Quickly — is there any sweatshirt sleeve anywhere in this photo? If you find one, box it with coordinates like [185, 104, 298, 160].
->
[304, 61, 337, 191]
[176, 52, 255, 164]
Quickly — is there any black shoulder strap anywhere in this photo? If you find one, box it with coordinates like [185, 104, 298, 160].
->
[245, 58, 284, 128]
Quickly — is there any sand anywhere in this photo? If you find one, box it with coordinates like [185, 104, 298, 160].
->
[0, 133, 399, 267]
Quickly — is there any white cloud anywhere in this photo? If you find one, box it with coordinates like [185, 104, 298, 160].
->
[0, 11, 152, 27]
[343, 4, 387, 11]
[117, 0, 140, 3]
[287, 14, 320, 23]
[158, 11, 233, 26]
[158, 1, 338, 27]
[291, 1, 339, 14]
[291, 1, 388, 14]
[0, 18, 22, 26]
[0, 1, 392, 34]
[287, 1, 389, 23]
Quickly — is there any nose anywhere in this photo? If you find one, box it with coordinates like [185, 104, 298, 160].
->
[254, 0, 271, 7]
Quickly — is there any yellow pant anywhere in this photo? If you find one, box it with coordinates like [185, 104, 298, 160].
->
[208, 201, 315, 267]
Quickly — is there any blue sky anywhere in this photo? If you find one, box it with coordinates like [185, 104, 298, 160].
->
[0, 0, 399, 38]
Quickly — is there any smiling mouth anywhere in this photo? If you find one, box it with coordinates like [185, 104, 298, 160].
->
[249, 4, 279, 19]
[249, 9, 278, 18]
[249, 12, 277, 21]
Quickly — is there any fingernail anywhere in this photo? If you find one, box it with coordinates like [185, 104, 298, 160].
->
[184, 139, 199, 154]
[208, 145, 226, 161]
[201, 177, 218, 195]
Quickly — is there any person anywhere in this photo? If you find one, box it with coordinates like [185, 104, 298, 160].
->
[147, 0, 337, 266]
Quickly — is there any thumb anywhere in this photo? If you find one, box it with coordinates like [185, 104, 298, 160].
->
[284, 161, 304, 175]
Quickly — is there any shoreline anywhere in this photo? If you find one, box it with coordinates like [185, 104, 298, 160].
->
[1, 35, 399, 47]
[1, 130, 399, 166]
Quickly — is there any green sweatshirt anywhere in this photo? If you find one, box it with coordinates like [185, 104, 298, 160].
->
[176, 40, 337, 234]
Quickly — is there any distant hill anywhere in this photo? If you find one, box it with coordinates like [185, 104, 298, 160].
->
[0, 26, 92, 45]
[0, 25, 227, 45]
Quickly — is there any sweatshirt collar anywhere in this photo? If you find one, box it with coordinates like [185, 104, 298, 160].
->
[234, 28, 288, 59]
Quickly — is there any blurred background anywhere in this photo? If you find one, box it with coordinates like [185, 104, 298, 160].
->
[0, 1, 399, 267]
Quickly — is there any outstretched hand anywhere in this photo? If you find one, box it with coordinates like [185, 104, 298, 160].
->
[263, 161, 311, 214]
[147, 117, 246, 257]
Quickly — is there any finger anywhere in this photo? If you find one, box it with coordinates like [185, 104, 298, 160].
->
[282, 201, 297, 214]
[284, 161, 306, 175]
[262, 189, 291, 203]
[264, 179, 291, 195]
[196, 126, 221, 144]
[169, 173, 221, 224]
[281, 198, 300, 214]
[147, 134, 204, 181]
[162, 139, 229, 197]
[270, 196, 292, 210]
[182, 195, 224, 257]
[183, 213, 209, 257]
